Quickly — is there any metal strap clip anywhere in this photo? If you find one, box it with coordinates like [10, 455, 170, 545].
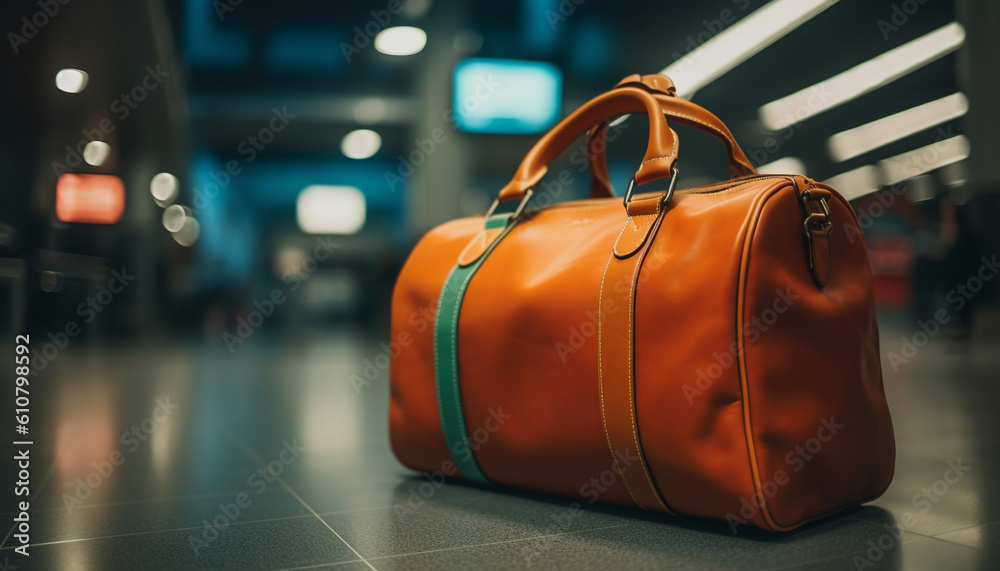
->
[623, 166, 679, 211]
[484, 189, 534, 223]
[802, 189, 832, 232]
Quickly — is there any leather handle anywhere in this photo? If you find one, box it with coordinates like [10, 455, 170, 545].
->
[498, 86, 678, 203]
[587, 74, 757, 198]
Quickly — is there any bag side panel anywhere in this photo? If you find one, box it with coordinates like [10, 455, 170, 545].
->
[741, 187, 895, 530]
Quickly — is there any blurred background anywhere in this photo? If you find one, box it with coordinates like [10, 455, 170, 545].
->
[2, 0, 997, 342]
[1, 0, 999, 569]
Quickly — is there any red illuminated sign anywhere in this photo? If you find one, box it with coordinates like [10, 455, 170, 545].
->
[55, 174, 125, 224]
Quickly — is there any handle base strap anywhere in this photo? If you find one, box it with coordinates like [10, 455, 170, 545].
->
[598, 195, 674, 513]
[613, 195, 662, 259]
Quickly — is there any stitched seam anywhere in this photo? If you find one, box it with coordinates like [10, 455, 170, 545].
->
[459, 229, 498, 266]
[611, 217, 630, 256]
[598, 250, 643, 509]
[736, 182, 793, 530]
[628, 213, 654, 231]
[639, 131, 679, 166]
[448, 224, 513, 480]
[436, 222, 513, 482]
[434, 265, 459, 470]
[450, 264, 479, 476]
[535, 176, 789, 215]
[640, 155, 673, 165]
[614, 214, 655, 257]
[626, 218, 670, 512]
[456, 235, 480, 266]
[670, 110, 738, 150]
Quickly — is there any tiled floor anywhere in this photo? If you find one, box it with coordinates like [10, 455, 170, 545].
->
[1, 311, 998, 570]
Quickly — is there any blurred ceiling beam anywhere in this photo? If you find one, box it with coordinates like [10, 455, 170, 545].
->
[188, 94, 417, 125]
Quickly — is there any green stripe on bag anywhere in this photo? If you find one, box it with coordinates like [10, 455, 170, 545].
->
[433, 215, 513, 484]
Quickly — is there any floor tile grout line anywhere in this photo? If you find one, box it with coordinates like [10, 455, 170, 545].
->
[0, 471, 407, 517]
[0, 513, 314, 550]
[929, 518, 1000, 539]
[902, 528, 977, 541]
[0, 455, 59, 549]
[275, 558, 368, 571]
[3, 489, 261, 516]
[228, 432, 378, 571]
[769, 548, 873, 571]
[0, 493, 470, 552]
[274, 521, 639, 570]
[769, 545, 895, 571]
[848, 513, 998, 542]
[365, 521, 638, 561]
[926, 533, 991, 552]
[928, 518, 1000, 550]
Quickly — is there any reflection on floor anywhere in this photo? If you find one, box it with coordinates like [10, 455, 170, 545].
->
[1, 312, 999, 570]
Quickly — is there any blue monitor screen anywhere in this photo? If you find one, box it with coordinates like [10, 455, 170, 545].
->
[452, 59, 562, 135]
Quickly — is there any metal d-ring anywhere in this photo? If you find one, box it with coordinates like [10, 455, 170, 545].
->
[484, 189, 535, 222]
[623, 166, 679, 211]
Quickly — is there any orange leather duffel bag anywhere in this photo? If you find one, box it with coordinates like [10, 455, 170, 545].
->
[389, 74, 895, 532]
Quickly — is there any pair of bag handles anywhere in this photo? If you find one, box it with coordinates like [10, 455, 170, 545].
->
[497, 74, 757, 207]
